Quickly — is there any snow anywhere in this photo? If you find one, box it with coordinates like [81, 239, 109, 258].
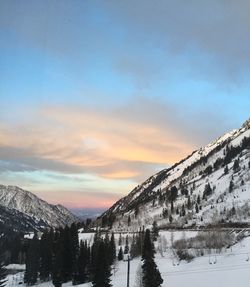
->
[5, 264, 25, 271]
[6, 232, 250, 287]
[105, 122, 250, 231]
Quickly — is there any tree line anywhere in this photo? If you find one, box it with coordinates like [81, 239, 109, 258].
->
[24, 224, 163, 287]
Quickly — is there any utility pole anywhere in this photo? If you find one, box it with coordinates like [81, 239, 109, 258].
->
[126, 255, 130, 287]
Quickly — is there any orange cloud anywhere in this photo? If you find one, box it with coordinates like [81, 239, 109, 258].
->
[0, 103, 195, 181]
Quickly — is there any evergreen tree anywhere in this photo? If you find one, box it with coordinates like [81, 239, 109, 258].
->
[203, 183, 212, 199]
[70, 223, 80, 285]
[233, 159, 240, 172]
[131, 232, 143, 258]
[40, 229, 53, 282]
[24, 232, 40, 285]
[92, 240, 112, 287]
[108, 232, 116, 265]
[195, 203, 199, 213]
[187, 196, 192, 210]
[169, 186, 178, 201]
[124, 235, 129, 254]
[229, 180, 234, 193]
[130, 235, 136, 258]
[77, 241, 89, 284]
[61, 226, 73, 282]
[134, 205, 139, 218]
[128, 215, 131, 227]
[52, 231, 63, 287]
[141, 229, 163, 287]
[169, 215, 173, 223]
[152, 221, 159, 241]
[117, 247, 124, 261]
[90, 230, 102, 279]
[118, 233, 122, 246]
[197, 194, 201, 204]
[181, 204, 186, 217]
[162, 208, 168, 218]
[224, 165, 229, 174]
[170, 201, 174, 213]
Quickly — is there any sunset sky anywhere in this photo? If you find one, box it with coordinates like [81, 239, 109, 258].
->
[1, 0, 250, 209]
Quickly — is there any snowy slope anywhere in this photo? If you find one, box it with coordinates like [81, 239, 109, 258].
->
[101, 119, 250, 230]
[0, 185, 79, 229]
[5, 230, 250, 287]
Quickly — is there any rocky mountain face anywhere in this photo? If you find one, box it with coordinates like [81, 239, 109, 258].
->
[100, 119, 250, 231]
[0, 204, 47, 233]
[0, 185, 79, 231]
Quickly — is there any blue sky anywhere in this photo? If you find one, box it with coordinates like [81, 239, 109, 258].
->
[0, 0, 249, 209]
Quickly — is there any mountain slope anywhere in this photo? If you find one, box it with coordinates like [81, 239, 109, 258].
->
[0, 185, 79, 229]
[100, 119, 250, 230]
[0, 204, 47, 233]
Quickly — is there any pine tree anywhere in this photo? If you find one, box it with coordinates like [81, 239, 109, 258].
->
[141, 229, 163, 287]
[40, 229, 53, 282]
[52, 231, 63, 287]
[169, 186, 178, 201]
[224, 165, 229, 174]
[187, 196, 192, 210]
[162, 208, 168, 218]
[70, 223, 80, 285]
[128, 215, 131, 226]
[203, 183, 212, 199]
[195, 203, 199, 213]
[233, 159, 240, 172]
[90, 230, 102, 279]
[77, 241, 89, 284]
[152, 221, 159, 241]
[117, 247, 124, 261]
[181, 204, 186, 217]
[197, 194, 201, 204]
[134, 205, 139, 217]
[131, 232, 143, 258]
[92, 240, 112, 287]
[169, 214, 173, 223]
[118, 233, 122, 246]
[124, 235, 129, 254]
[229, 180, 234, 193]
[61, 226, 73, 282]
[171, 201, 174, 213]
[24, 232, 40, 285]
[107, 232, 116, 266]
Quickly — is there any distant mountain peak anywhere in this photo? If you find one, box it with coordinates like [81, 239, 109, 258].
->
[0, 184, 79, 230]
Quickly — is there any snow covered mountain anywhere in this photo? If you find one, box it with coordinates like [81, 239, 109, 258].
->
[0, 204, 47, 233]
[100, 119, 250, 231]
[0, 185, 79, 229]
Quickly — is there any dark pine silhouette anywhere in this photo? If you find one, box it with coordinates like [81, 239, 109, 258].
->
[141, 229, 163, 287]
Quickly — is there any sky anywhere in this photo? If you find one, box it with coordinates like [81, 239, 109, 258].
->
[0, 0, 250, 210]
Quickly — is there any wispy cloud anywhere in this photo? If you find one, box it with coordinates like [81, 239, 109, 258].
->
[0, 98, 209, 182]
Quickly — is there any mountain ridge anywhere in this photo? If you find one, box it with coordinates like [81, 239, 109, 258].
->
[100, 119, 250, 231]
[0, 184, 79, 230]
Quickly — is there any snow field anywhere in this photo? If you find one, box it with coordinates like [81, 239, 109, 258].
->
[7, 231, 250, 287]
